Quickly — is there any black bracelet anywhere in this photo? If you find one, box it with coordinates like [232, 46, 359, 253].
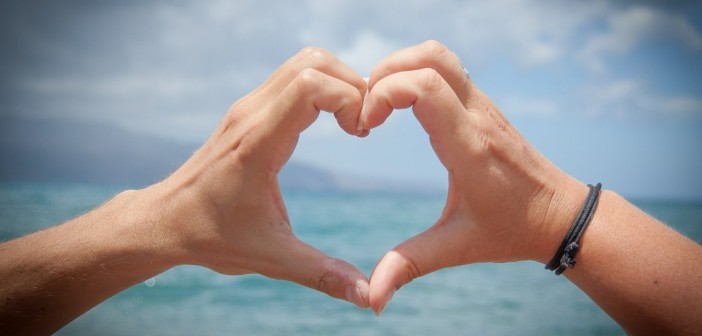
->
[545, 183, 602, 275]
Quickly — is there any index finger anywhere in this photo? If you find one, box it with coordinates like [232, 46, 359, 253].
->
[362, 68, 470, 148]
[367, 40, 472, 106]
[264, 46, 367, 101]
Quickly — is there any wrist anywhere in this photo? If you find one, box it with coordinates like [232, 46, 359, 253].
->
[96, 185, 185, 273]
[530, 175, 590, 265]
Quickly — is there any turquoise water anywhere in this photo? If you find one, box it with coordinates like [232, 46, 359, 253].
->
[1, 183, 701, 335]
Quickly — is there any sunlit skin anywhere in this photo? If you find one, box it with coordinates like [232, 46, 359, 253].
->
[361, 41, 702, 335]
[0, 46, 372, 335]
[0, 41, 701, 336]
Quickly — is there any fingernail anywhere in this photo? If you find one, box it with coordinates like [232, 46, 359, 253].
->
[346, 285, 366, 309]
[357, 85, 369, 131]
[358, 280, 370, 308]
[357, 99, 366, 131]
[375, 288, 395, 316]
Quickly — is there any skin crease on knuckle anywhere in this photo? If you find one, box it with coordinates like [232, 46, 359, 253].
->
[291, 68, 324, 105]
[403, 251, 423, 285]
[298, 46, 335, 74]
[415, 68, 447, 99]
[308, 258, 342, 296]
[290, 68, 364, 136]
[406, 68, 453, 138]
[419, 40, 452, 65]
[418, 40, 464, 85]
[334, 94, 363, 134]
[271, 69, 328, 135]
[383, 246, 426, 290]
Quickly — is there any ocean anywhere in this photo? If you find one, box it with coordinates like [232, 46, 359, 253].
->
[1, 182, 700, 335]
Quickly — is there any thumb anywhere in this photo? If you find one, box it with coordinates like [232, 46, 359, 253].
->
[369, 223, 454, 315]
[268, 235, 370, 309]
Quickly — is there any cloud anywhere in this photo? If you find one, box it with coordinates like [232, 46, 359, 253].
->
[0, 1, 309, 141]
[297, 1, 602, 68]
[1, 0, 700, 200]
[22, 74, 207, 99]
[579, 5, 702, 72]
[663, 96, 702, 117]
[2, 0, 701, 144]
[579, 78, 702, 118]
[336, 30, 400, 75]
[432, 1, 609, 67]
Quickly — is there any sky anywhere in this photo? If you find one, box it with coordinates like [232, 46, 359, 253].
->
[1, 0, 701, 200]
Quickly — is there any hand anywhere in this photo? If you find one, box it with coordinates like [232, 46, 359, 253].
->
[145, 47, 370, 308]
[360, 41, 588, 314]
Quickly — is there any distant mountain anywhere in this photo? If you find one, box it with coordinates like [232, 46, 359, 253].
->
[0, 117, 196, 186]
[0, 116, 439, 194]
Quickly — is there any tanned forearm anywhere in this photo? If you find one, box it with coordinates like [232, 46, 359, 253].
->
[0, 189, 174, 335]
[561, 191, 702, 335]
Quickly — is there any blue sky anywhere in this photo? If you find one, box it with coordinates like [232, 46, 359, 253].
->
[1, 1, 701, 199]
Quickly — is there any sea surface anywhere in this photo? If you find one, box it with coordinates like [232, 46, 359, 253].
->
[1, 182, 701, 336]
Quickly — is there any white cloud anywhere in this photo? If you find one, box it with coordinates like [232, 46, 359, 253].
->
[579, 5, 702, 72]
[25, 75, 207, 98]
[2, 0, 701, 200]
[4, 0, 702, 144]
[293, 1, 604, 68]
[591, 79, 642, 103]
[579, 78, 702, 118]
[439, 1, 606, 67]
[336, 31, 400, 75]
[304, 30, 409, 140]
[663, 96, 702, 117]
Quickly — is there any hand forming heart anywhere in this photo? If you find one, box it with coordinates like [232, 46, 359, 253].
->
[149, 40, 586, 314]
[5, 40, 701, 336]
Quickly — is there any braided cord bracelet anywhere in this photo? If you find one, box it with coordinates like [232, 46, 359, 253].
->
[545, 183, 602, 275]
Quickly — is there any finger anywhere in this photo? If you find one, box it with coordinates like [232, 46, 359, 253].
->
[369, 224, 454, 315]
[266, 68, 365, 139]
[367, 40, 471, 106]
[264, 46, 367, 102]
[267, 236, 370, 309]
[362, 69, 473, 163]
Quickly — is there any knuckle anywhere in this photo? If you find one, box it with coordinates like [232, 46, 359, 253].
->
[476, 131, 493, 157]
[406, 258, 422, 282]
[309, 258, 339, 294]
[312, 269, 333, 293]
[420, 39, 450, 59]
[298, 46, 334, 68]
[388, 251, 423, 287]
[292, 68, 323, 93]
[471, 132, 495, 163]
[419, 40, 461, 71]
[416, 68, 445, 94]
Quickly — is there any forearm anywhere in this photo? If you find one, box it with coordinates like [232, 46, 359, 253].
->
[0, 188, 175, 335]
[547, 190, 702, 335]
[361, 40, 702, 331]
